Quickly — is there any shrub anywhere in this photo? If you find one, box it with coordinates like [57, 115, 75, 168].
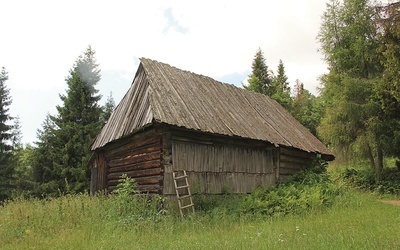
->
[110, 174, 168, 224]
[340, 168, 400, 195]
[241, 170, 342, 217]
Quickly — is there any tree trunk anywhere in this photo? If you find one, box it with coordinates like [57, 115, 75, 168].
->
[375, 146, 383, 183]
[367, 144, 376, 171]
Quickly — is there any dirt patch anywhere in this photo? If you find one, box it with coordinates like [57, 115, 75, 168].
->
[378, 200, 400, 206]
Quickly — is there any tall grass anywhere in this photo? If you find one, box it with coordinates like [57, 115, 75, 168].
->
[1, 191, 399, 249]
[1, 171, 399, 249]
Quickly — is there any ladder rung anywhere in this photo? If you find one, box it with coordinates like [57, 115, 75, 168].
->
[174, 175, 188, 180]
[181, 204, 194, 209]
[176, 185, 190, 189]
[178, 194, 192, 200]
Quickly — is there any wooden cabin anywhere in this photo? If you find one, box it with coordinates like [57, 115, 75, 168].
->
[89, 58, 334, 196]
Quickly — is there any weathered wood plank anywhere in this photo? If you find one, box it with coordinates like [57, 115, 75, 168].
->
[106, 135, 161, 158]
[280, 161, 305, 170]
[163, 171, 275, 195]
[108, 151, 161, 168]
[172, 141, 274, 174]
[108, 175, 162, 187]
[108, 160, 160, 173]
[280, 147, 314, 159]
[108, 143, 161, 162]
[280, 154, 310, 164]
[107, 167, 162, 180]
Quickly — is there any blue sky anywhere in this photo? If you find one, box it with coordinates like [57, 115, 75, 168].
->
[1, 0, 329, 144]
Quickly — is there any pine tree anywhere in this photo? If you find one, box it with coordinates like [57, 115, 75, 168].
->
[0, 67, 14, 201]
[51, 46, 102, 194]
[271, 60, 292, 110]
[244, 48, 273, 95]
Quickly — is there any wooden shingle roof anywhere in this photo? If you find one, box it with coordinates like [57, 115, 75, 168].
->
[91, 58, 333, 159]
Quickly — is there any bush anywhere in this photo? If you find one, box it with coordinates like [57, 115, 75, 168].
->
[240, 170, 342, 217]
[110, 174, 168, 224]
[340, 168, 400, 195]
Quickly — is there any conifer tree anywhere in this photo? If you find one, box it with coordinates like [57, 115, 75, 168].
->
[318, 0, 385, 180]
[271, 60, 292, 110]
[32, 114, 61, 196]
[101, 91, 115, 123]
[50, 46, 102, 194]
[244, 48, 273, 95]
[0, 67, 14, 201]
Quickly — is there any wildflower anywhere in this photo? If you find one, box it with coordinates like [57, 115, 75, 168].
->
[25, 229, 31, 235]
[278, 233, 284, 242]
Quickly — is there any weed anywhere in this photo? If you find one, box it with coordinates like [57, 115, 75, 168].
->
[110, 174, 169, 224]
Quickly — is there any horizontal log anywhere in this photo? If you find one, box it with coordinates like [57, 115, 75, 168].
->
[107, 151, 161, 168]
[108, 151, 161, 168]
[108, 175, 162, 187]
[107, 143, 161, 162]
[107, 167, 162, 180]
[280, 147, 314, 159]
[108, 160, 160, 173]
[280, 161, 305, 170]
[106, 134, 161, 157]
[280, 154, 309, 164]
[107, 137, 162, 159]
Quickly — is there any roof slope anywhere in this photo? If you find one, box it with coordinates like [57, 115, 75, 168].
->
[91, 58, 333, 158]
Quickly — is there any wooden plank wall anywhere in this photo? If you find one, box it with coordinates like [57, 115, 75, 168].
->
[103, 128, 164, 194]
[90, 152, 106, 195]
[278, 147, 314, 182]
[165, 139, 276, 195]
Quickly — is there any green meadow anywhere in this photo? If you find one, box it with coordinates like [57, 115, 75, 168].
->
[1, 170, 399, 250]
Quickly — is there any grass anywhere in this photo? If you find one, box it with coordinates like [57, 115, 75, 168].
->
[1, 189, 399, 249]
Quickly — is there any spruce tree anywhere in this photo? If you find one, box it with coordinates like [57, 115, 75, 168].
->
[271, 60, 292, 110]
[0, 67, 14, 201]
[101, 91, 115, 123]
[52, 46, 102, 194]
[32, 114, 61, 196]
[244, 48, 273, 95]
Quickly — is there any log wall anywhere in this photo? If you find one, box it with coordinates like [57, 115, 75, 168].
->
[90, 152, 107, 195]
[278, 147, 314, 182]
[103, 128, 164, 194]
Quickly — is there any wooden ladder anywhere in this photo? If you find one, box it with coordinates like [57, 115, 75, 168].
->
[172, 170, 195, 218]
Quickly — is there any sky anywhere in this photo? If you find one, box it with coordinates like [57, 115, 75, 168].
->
[1, 0, 329, 144]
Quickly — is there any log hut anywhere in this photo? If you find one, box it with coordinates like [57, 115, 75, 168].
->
[89, 58, 334, 196]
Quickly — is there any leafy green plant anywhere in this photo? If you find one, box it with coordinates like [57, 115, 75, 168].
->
[340, 168, 400, 196]
[110, 174, 168, 224]
[241, 170, 342, 217]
